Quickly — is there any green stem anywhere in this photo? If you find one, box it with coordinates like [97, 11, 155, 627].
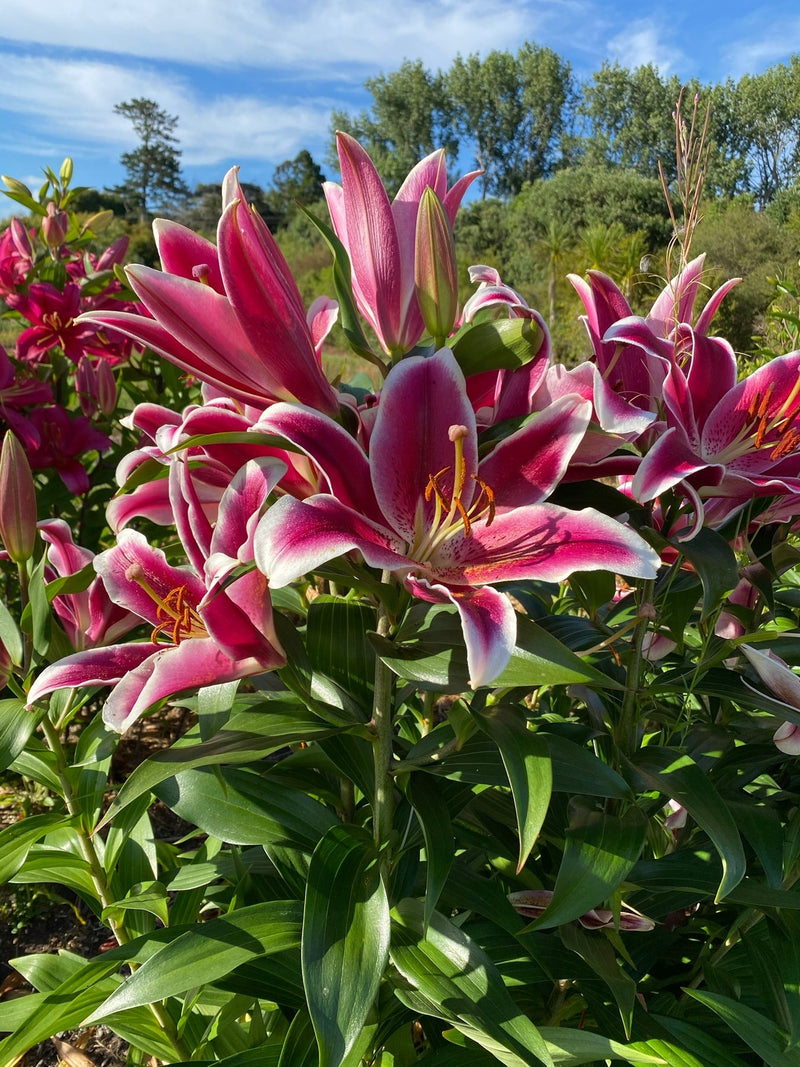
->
[616, 578, 655, 761]
[371, 574, 396, 864]
[38, 712, 191, 1060]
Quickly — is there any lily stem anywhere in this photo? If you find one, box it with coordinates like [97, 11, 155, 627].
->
[371, 573, 396, 867]
[617, 578, 656, 762]
[38, 711, 191, 1061]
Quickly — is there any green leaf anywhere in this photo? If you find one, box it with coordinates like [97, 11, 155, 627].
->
[85, 900, 302, 1021]
[451, 317, 545, 376]
[670, 527, 738, 620]
[0, 813, 71, 882]
[102, 881, 170, 928]
[0, 699, 45, 773]
[406, 775, 455, 925]
[0, 597, 23, 665]
[376, 604, 619, 692]
[297, 206, 378, 362]
[560, 923, 636, 1038]
[307, 596, 376, 703]
[99, 705, 341, 829]
[626, 747, 747, 901]
[155, 765, 338, 853]
[471, 704, 552, 872]
[302, 824, 389, 1067]
[26, 552, 51, 657]
[390, 898, 554, 1067]
[684, 988, 797, 1067]
[530, 801, 647, 931]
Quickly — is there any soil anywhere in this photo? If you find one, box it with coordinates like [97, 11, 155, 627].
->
[0, 705, 199, 1066]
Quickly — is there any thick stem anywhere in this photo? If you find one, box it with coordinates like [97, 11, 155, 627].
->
[616, 579, 656, 761]
[371, 576, 396, 863]
[38, 713, 191, 1059]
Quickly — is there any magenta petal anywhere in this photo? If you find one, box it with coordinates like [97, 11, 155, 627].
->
[406, 577, 517, 688]
[647, 254, 705, 334]
[335, 132, 404, 352]
[201, 570, 285, 667]
[433, 504, 660, 586]
[101, 638, 263, 733]
[478, 395, 591, 507]
[209, 456, 286, 563]
[94, 529, 206, 626]
[255, 403, 381, 521]
[153, 219, 224, 293]
[696, 276, 741, 335]
[26, 642, 158, 707]
[631, 427, 711, 502]
[253, 495, 407, 587]
[702, 351, 800, 458]
[370, 349, 477, 542]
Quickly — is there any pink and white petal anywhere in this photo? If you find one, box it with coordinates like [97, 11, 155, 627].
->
[200, 570, 285, 667]
[702, 351, 800, 458]
[253, 494, 407, 588]
[591, 365, 656, 437]
[153, 219, 224, 293]
[741, 644, 800, 709]
[647, 254, 705, 334]
[26, 642, 159, 707]
[307, 295, 340, 355]
[695, 276, 741, 335]
[442, 170, 483, 226]
[683, 332, 738, 432]
[94, 529, 206, 626]
[478, 395, 592, 507]
[102, 638, 264, 733]
[209, 456, 287, 563]
[335, 132, 404, 352]
[433, 503, 660, 586]
[631, 427, 712, 502]
[773, 721, 800, 755]
[405, 576, 517, 688]
[255, 403, 381, 521]
[370, 349, 478, 542]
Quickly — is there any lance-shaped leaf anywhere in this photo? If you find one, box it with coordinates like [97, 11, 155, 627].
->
[390, 898, 554, 1067]
[302, 824, 389, 1067]
[528, 801, 647, 931]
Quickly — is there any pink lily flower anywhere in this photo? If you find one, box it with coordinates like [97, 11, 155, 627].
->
[79, 172, 340, 415]
[323, 132, 480, 357]
[27, 458, 287, 732]
[254, 348, 659, 687]
[740, 644, 800, 755]
[25, 407, 111, 495]
[569, 255, 741, 434]
[38, 519, 138, 652]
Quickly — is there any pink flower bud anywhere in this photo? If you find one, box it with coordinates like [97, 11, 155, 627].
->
[415, 186, 459, 340]
[41, 202, 69, 249]
[9, 218, 33, 259]
[0, 637, 11, 690]
[0, 431, 37, 563]
[76, 357, 118, 418]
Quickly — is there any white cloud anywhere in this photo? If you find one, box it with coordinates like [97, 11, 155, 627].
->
[0, 52, 331, 168]
[606, 18, 685, 75]
[721, 20, 800, 79]
[1, 0, 544, 72]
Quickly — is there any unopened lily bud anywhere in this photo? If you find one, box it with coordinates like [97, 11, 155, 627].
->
[60, 157, 74, 186]
[415, 186, 459, 340]
[9, 218, 32, 259]
[76, 357, 117, 418]
[42, 201, 69, 249]
[0, 432, 37, 563]
[95, 359, 117, 417]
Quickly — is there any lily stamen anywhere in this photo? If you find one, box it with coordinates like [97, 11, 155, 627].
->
[125, 563, 207, 644]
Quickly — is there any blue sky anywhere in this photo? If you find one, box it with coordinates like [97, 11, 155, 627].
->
[1, 0, 799, 199]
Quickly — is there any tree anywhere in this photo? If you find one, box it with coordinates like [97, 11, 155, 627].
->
[112, 98, 189, 221]
[328, 60, 457, 195]
[730, 59, 800, 206]
[446, 45, 573, 199]
[268, 151, 326, 223]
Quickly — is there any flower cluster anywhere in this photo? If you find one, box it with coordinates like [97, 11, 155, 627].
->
[18, 133, 800, 749]
[0, 161, 142, 493]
